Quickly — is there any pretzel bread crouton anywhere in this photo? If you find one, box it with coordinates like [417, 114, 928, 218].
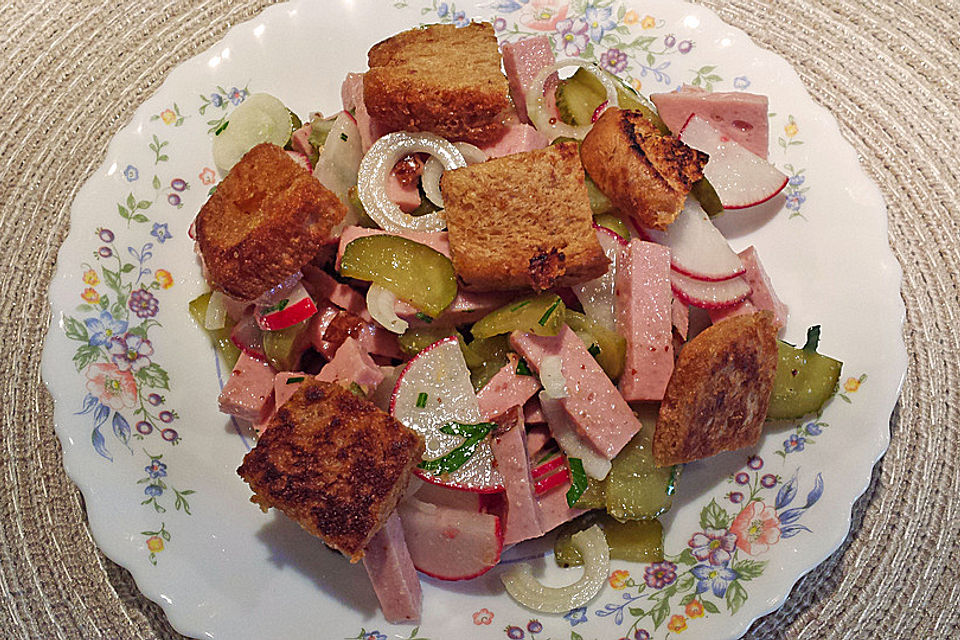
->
[580, 107, 707, 231]
[195, 143, 346, 300]
[237, 380, 424, 562]
[363, 22, 511, 145]
[440, 142, 609, 291]
[653, 312, 778, 466]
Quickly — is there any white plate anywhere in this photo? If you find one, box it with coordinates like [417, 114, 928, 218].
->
[42, 1, 906, 638]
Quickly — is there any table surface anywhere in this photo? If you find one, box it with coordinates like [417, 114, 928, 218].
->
[1, 1, 958, 638]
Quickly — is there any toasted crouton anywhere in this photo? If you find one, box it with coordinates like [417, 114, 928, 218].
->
[363, 23, 511, 145]
[653, 312, 778, 466]
[440, 142, 609, 291]
[580, 108, 707, 231]
[237, 379, 424, 562]
[195, 143, 346, 301]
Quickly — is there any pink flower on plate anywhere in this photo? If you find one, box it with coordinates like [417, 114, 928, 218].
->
[85, 363, 137, 410]
[472, 608, 494, 625]
[729, 501, 781, 555]
[520, 0, 569, 32]
[555, 17, 590, 57]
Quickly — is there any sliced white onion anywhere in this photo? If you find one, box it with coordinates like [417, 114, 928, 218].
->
[422, 142, 487, 208]
[572, 226, 624, 332]
[358, 132, 466, 232]
[253, 271, 302, 306]
[366, 284, 408, 334]
[528, 61, 619, 141]
[204, 290, 228, 330]
[539, 392, 611, 480]
[539, 355, 568, 399]
[501, 524, 609, 613]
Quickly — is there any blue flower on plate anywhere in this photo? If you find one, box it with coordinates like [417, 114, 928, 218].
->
[788, 173, 806, 187]
[804, 421, 823, 436]
[691, 564, 738, 597]
[452, 10, 468, 27]
[785, 191, 806, 211]
[123, 165, 139, 182]
[144, 485, 163, 497]
[150, 222, 173, 244]
[784, 433, 806, 452]
[436, 2, 449, 18]
[733, 75, 751, 90]
[84, 310, 128, 347]
[210, 93, 223, 107]
[563, 606, 588, 626]
[584, 5, 616, 43]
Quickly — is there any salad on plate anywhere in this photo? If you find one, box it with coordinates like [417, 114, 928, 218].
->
[187, 20, 842, 625]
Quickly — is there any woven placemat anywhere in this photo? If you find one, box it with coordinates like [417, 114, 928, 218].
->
[1, 0, 957, 637]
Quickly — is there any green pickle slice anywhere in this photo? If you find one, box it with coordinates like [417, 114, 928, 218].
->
[593, 213, 630, 241]
[188, 292, 241, 369]
[339, 235, 457, 317]
[465, 335, 511, 390]
[555, 511, 663, 567]
[767, 325, 843, 420]
[262, 320, 311, 371]
[471, 293, 566, 340]
[565, 310, 626, 380]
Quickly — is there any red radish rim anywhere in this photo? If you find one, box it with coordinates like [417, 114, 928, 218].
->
[591, 222, 630, 246]
[531, 453, 566, 479]
[721, 175, 789, 210]
[670, 262, 746, 283]
[257, 297, 318, 331]
[342, 109, 357, 125]
[670, 280, 752, 310]
[413, 516, 504, 581]
[413, 469, 504, 494]
[534, 466, 571, 496]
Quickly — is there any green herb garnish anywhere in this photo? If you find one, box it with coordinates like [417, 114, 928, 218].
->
[348, 382, 366, 398]
[587, 343, 601, 357]
[415, 392, 428, 408]
[510, 300, 532, 312]
[214, 120, 229, 136]
[417, 422, 495, 476]
[565, 458, 588, 507]
[802, 325, 821, 352]
[538, 297, 562, 326]
[415, 311, 433, 323]
[516, 358, 533, 376]
[286, 376, 305, 384]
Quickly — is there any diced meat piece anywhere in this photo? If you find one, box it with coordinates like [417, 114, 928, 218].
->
[308, 305, 403, 361]
[217, 352, 277, 423]
[650, 86, 770, 159]
[536, 479, 586, 534]
[356, 323, 404, 361]
[291, 122, 314, 158]
[254, 371, 308, 435]
[341, 72, 387, 151]
[362, 512, 422, 624]
[477, 354, 542, 420]
[523, 400, 547, 426]
[396, 289, 514, 327]
[510, 326, 643, 459]
[737, 246, 788, 328]
[672, 296, 690, 340]
[336, 226, 450, 270]
[480, 123, 549, 158]
[525, 423, 552, 454]
[615, 240, 674, 402]
[415, 482, 481, 511]
[317, 337, 386, 394]
[387, 169, 422, 213]
[501, 37, 557, 124]
[301, 264, 368, 317]
[490, 408, 544, 545]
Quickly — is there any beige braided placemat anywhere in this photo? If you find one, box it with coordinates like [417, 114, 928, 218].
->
[1, 0, 957, 637]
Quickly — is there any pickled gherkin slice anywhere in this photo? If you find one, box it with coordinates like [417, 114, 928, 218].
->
[466, 335, 511, 390]
[471, 293, 566, 340]
[554, 511, 663, 567]
[188, 292, 240, 369]
[767, 325, 843, 419]
[593, 213, 630, 241]
[262, 320, 310, 371]
[586, 175, 614, 214]
[564, 310, 626, 380]
[340, 235, 457, 317]
[555, 68, 668, 134]
[691, 177, 724, 217]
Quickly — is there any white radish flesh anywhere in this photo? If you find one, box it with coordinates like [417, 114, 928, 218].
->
[642, 199, 745, 281]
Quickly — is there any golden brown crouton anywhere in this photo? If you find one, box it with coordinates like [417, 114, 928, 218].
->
[653, 312, 778, 466]
[441, 142, 609, 291]
[363, 22, 511, 145]
[195, 143, 346, 301]
[580, 108, 707, 231]
[237, 380, 424, 562]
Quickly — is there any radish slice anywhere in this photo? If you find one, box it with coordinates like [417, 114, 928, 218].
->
[538, 392, 611, 480]
[670, 269, 752, 309]
[204, 291, 228, 330]
[358, 133, 466, 232]
[229, 313, 265, 360]
[572, 225, 626, 330]
[391, 337, 503, 492]
[314, 111, 364, 229]
[678, 115, 788, 209]
[285, 150, 312, 172]
[501, 524, 609, 612]
[642, 199, 745, 281]
[366, 284, 408, 334]
[422, 142, 486, 208]
[254, 282, 318, 331]
[528, 61, 619, 140]
[398, 497, 503, 580]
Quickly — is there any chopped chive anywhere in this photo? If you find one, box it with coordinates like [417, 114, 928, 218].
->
[340, 132, 348, 141]
[666, 464, 682, 496]
[417, 422, 495, 475]
[538, 297, 562, 326]
[348, 382, 366, 397]
[286, 376, 305, 384]
[214, 120, 229, 136]
[802, 325, 822, 352]
[415, 311, 433, 323]
[415, 392, 428, 408]
[516, 358, 533, 376]
[565, 458, 588, 507]
[510, 300, 532, 312]
[587, 343, 601, 357]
